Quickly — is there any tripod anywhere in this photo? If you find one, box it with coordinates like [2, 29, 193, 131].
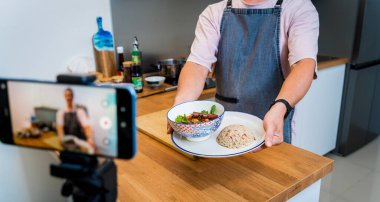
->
[49, 74, 118, 201]
[50, 152, 117, 202]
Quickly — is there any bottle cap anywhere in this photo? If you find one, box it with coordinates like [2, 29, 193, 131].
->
[117, 46, 124, 53]
[133, 37, 139, 48]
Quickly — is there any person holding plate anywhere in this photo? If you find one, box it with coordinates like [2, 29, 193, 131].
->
[168, 0, 319, 149]
[56, 88, 96, 151]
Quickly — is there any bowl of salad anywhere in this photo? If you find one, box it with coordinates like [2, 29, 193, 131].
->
[167, 101, 225, 141]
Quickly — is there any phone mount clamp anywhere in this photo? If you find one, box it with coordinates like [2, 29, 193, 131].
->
[50, 74, 117, 202]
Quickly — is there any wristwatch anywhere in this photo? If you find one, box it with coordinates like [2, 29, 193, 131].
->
[269, 99, 294, 118]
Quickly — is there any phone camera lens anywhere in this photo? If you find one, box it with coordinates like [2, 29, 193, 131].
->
[120, 107, 126, 112]
[0, 84, 6, 90]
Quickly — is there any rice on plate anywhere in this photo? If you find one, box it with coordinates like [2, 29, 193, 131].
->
[216, 124, 256, 149]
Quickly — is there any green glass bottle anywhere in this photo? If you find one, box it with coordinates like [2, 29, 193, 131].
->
[131, 36, 141, 64]
[131, 62, 143, 93]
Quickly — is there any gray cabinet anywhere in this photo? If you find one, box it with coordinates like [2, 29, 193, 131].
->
[337, 64, 380, 155]
[369, 67, 380, 136]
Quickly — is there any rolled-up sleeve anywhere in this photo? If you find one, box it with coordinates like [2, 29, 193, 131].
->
[187, 5, 221, 71]
[77, 109, 90, 127]
[287, 1, 319, 68]
[56, 110, 64, 126]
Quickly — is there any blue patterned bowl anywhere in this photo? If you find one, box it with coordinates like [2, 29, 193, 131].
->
[167, 101, 225, 141]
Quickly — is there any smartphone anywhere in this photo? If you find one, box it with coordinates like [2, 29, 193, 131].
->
[0, 78, 136, 159]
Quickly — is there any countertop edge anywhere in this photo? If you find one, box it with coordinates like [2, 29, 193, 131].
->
[285, 158, 334, 201]
[318, 58, 349, 71]
[269, 149, 334, 201]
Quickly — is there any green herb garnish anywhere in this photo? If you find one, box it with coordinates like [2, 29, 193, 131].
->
[210, 105, 216, 114]
[175, 114, 188, 123]
[175, 115, 183, 123]
[201, 110, 209, 114]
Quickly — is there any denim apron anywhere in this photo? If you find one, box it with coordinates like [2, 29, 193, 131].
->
[64, 111, 87, 141]
[215, 0, 294, 143]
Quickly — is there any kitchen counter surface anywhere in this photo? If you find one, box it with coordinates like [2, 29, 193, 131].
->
[115, 89, 333, 201]
[317, 56, 348, 70]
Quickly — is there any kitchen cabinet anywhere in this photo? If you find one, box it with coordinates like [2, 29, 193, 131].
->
[337, 64, 380, 155]
[292, 63, 346, 155]
[369, 66, 380, 136]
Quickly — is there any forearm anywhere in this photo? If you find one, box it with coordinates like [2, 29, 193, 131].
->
[263, 58, 316, 147]
[174, 61, 209, 105]
[57, 126, 64, 140]
[275, 58, 316, 112]
[84, 126, 94, 142]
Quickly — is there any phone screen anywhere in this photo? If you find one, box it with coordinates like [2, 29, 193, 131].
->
[6, 81, 118, 157]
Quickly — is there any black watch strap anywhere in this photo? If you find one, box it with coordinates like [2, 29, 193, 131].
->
[269, 99, 293, 118]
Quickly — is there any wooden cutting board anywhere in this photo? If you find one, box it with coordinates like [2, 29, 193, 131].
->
[137, 109, 199, 160]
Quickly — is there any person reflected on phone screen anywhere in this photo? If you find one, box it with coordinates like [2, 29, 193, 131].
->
[56, 88, 96, 154]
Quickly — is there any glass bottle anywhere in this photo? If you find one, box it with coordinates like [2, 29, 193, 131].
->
[131, 62, 143, 93]
[116, 46, 125, 76]
[123, 61, 133, 83]
[92, 17, 116, 77]
[131, 36, 141, 64]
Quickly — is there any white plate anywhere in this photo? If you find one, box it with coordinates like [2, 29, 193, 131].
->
[171, 111, 265, 158]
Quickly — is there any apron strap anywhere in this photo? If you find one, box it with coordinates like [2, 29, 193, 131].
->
[227, 0, 283, 8]
[275, 0, 284, 7]
[226, 0, 232, 9]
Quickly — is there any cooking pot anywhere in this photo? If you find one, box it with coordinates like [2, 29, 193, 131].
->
[154, 58, 186, 85]
[159, 58, 179, 79]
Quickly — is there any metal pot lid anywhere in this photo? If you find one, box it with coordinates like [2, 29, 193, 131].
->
[176, 57, 187, 64]
[159, 58, 176, 65]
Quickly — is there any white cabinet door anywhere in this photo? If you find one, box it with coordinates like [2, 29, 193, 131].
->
[292, 64, 346, 155]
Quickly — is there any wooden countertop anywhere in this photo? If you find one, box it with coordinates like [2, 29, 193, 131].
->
[115, 90, 333, 201]
[14, 131, 63, 151]
[317, 57, 348, 71]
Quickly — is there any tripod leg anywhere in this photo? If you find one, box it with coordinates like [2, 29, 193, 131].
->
[61, 180, 74, 197]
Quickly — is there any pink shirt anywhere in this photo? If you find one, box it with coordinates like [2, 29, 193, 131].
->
[187, 0, 319, 78]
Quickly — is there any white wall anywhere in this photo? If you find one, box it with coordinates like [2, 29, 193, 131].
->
[0, 0, 112, 80]
[0, 0, 113, 201]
